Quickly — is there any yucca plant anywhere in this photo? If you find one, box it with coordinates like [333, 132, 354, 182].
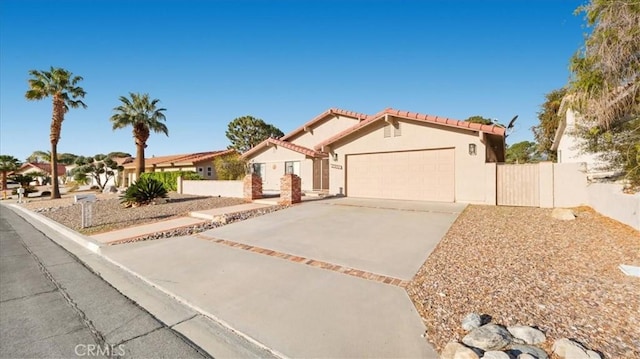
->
[120, 177, 168, 207]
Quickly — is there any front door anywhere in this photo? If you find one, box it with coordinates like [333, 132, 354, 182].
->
[313, 159, 321, 190]
[321, 158, 329, 190]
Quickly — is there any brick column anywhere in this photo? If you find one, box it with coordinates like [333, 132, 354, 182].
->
[243, 174, 262, 201]
[279, 174, 301, 205]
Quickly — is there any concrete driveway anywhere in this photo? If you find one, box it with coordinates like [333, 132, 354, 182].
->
[204, 197, 466, 280]
[101, 198, 465, 358]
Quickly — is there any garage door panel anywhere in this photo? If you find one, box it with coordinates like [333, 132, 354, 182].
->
[346, 149, 454, 202]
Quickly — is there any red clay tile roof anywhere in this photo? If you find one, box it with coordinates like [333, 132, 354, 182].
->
[242, 138, 328, 159]
[315, 108, 506, 150]
[122, 150, 236, 168]
[280, 108, 370, 141]
[17, 162, 67, 175]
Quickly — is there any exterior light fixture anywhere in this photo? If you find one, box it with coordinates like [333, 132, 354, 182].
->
[468, 144, 477, 156]
[332, 153, 338, 161]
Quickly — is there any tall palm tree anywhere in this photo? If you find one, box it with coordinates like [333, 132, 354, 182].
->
[0, 155, 20, 192]
[25, 67, 86, 199]
[110, 93, 168, 179]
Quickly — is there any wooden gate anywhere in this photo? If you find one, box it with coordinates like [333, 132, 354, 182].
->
[496, 164, 540, 206]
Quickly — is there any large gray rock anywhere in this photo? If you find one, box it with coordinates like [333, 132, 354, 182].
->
[441, 341, 479, 359]
[482, 351, 512, 359]
[551, 208, 575, 221]
[507, 326, 546, 345]
[508, 344, 548, 359]
[462, 313, 483, 331]
[103, 185, 118, 193]
[552, 338, 601, 359]
[462, 324, 512, 351]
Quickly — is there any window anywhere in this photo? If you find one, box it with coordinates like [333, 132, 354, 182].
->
[285, 161, 300, 176]
[384, 124, 391, 138]
[197, 167, 203, 172]
[252, 163, 266, 178]
[393, 122, 401, 137]
[207, 166, 212, 177]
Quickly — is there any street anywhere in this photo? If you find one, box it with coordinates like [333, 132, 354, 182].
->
[0, 206, 209, 358]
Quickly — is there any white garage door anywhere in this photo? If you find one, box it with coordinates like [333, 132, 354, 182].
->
[346, 149, 455, 202]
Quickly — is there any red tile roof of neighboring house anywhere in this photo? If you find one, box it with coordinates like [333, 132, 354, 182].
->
[280, 108, 370, 141]
[17, 162, 67, 175]
[315, 108, 506, 150]
[242, 138, 328, 159]
[122, 150, 236, 169]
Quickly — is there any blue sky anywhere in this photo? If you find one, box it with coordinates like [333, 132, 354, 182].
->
[0, 0, 586, 161]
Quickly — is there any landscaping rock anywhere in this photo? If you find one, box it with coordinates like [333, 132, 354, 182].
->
[517, 354, 535, 359]
[551, 208, 575, 221]
[462, 324, 512, 351]
[102, 185, 117, 194]
[552, 338, 601, 359]
[507, 326, 546, 345]
[462, 313, 483, 331]
[482, 351, 512, 359]
[441, 341, 479, 359]
[508, 344, 548, 359]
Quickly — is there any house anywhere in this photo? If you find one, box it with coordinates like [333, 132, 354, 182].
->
[14, 162, 67, 185]
[551, 101, 617, 178]
[121, 150, 236, 186]
[242, 108, 505, 203]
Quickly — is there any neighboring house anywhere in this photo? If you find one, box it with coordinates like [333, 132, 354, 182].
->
[121, 150, 235, 186]
[551, 102, 617, 178]
[14, 162, 67, 185]
[242, 107, 505, 203]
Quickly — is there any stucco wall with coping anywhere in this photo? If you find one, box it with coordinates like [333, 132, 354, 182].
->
[553, 162, 588, 207]
[244, 146, 314, 191]
[328, 119, 494, 204]
[288, 114, 362, 149]
[587, 183, 640, 230]
[181, 180, 244, 198]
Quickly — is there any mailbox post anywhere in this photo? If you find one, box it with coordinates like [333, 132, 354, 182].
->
[75, 194, 97, 228]
[17, 187, 25, 203]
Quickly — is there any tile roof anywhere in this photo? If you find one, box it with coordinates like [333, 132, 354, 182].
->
[315, 108, 506, 150]
[123, 150, 236, 168]
[280, 108, 370, 141]
[242, 138, 328, 159]
[17, 162, 67, 175]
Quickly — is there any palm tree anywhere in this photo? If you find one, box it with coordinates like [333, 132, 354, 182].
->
[0, 155, 20, 193]
[110, 93, 168, 179]
[25, 67, 86, 199]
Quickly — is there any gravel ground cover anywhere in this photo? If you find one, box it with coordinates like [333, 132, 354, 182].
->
[18, 192, 246, 235]
[407, 205, 639, 358]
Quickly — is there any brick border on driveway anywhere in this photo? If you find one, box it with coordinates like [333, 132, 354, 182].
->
[193, 233, 409, 288]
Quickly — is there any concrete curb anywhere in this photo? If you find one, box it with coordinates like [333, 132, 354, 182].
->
[3, 203, 285, 359]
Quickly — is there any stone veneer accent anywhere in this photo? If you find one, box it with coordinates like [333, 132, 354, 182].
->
[243, 173, 262, 201]
[279, 174, 301, 205]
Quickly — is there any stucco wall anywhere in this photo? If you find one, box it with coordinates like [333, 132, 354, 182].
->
[244, 146, 313, 191]
[553, 162, 588, 207]
[181, 180, 244, 198]
[328, 119, 493, 204]
[557, 109, 607, 172]
[587, 183, 640, 230]
[288, 114, 361, 149]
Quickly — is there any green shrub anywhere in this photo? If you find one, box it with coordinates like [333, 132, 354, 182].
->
[120, 177, 168, 207]
[65, 181, 80, 193]
[214, 153, 246, 180]
[140, 171, 201, 191]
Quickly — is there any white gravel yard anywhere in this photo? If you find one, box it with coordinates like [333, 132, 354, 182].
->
[407, 205, 640, 358]
[18, 192, 246, 235]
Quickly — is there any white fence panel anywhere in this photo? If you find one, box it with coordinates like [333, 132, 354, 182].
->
[497, 164, 540, 207]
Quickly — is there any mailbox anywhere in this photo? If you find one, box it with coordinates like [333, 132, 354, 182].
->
[74, 194, 97, 203]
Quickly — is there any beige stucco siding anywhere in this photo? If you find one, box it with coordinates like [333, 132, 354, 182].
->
[245, 146, 314, 191]
[328, 119, 493, 204]
[288, 115, 362, 149]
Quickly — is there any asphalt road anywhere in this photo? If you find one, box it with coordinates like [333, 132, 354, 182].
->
[0, 206, 210, 359]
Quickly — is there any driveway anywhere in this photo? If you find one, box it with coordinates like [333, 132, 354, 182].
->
[204, 197, 466, 280]
[101, 198, 465, 358]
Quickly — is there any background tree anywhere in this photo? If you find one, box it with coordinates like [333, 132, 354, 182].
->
[106, 151, 132, 158]
[465, 115, 494, 125]
[568, 0, 639, 188]
[506, 141, 541, 164]
[72, 155, 123, 190]
[226, 116, 284, 153]
[532, 88, 567, 161]
[27, 150, 51, 163]
[213, 153, 246, 180]
[25, 67, 86, 199]
[110, 93, 168, 179]
[0, 155, 20, 191]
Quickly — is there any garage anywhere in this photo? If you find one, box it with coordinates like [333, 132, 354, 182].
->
[346, 149, 455, 202]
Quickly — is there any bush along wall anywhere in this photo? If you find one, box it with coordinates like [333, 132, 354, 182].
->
[140, 171, 201, 192]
